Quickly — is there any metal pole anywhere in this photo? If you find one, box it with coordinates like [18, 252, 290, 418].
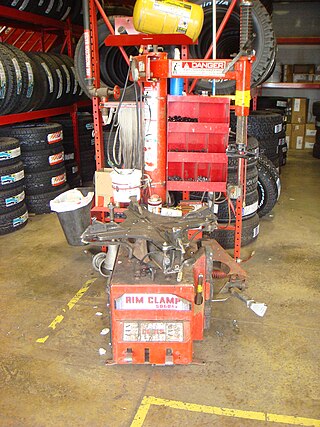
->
[189, 0, 238, 93]
[212, 0, 216, 95]
[82, 0, 94, 86]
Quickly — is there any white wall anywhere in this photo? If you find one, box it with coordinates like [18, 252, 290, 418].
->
[261, 2, 320, 121]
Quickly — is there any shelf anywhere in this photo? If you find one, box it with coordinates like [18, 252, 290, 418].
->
[167, 181, 227, 193]
[261, 83, 320, 89]
[0, 5, 83, 37]
[276, 37, 320, 45]
[0, 101, 91, 126]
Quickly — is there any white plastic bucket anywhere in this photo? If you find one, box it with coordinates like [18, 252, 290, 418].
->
[111, 169, 142, 203]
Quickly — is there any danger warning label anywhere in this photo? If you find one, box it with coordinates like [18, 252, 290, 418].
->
[171, 60, 227, 77]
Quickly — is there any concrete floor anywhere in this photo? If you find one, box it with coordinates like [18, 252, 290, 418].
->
[0, 151, 319, 427]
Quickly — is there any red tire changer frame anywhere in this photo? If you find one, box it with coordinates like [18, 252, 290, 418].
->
[81, 0, 267, 365]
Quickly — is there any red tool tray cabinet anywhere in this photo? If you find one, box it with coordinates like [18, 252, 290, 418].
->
[167, 95, 230, 193]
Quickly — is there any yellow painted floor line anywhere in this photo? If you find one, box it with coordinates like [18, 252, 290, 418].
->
[36, 278, 97, 344]
[131, 396, 320, 427]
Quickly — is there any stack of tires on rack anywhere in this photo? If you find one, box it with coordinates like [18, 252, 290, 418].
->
[211, 135, 281, 249]
[312, 101, 320, 159]
[0, 43, 83, 115]
[0, 137, 28, 235]
[0, 123, 68, 215]
[52, 113, 96, 185]
[256, 96, 290, 167]
[2, 0, 74, 21]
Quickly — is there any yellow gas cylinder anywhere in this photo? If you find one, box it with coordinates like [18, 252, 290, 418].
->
[133, 0, 204, 42]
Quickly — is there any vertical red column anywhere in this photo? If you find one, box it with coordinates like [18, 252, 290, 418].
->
[143, 56, 167, 202]
[234, 57, 252, 259]
[87, 0, 105, 170]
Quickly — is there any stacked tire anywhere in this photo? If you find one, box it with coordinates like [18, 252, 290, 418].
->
[212, 141, 280, 249]
[230, 110, 283, 170]
[312, 101, 320, 159]
[257, 155, 281, 218]
[2, 0, 73, 21]
[0, 43, 82, 115]
[256, 96, 290, 167]
[0, 137, 28, 235]
[52, 113, 95, 184]
[0, 123, 68, 214]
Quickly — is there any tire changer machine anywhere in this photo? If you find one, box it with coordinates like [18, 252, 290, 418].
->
[81, 0, 267, 365]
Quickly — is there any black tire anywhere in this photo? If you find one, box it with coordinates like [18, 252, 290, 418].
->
[53, 113, 94, 137]
[0, 123, 63, 151]
[228, 164, 258, 192]
[313, 142, 320, 159]
[256, 96, 289, 113]
[0, 44, 20, 115]
[35, 53, 62, 108]
[75, 18, 137, 100]
[65, 160, 82, 188]
[3, 43, 35, 113]
[0, 161, 24, 190]
[49, 54, 71, 104]
[216, 189, 259, 222]
[190, 0, 276, 94]
[21, 144, 65, 172]
[70, 0, 82, 24]
[230, 110, 283, 140]
[312, 101, 320, 117]
[63, 148, 75, 164]
[257, 157, 279, 217]
[260, 0, 273, 15]
[57, 54, 79, 103]
[55, 0, 72, 21]
[211, 214, 260, 249]
[25, 165, 66, 195]
[24, 0, 52, 14]
[81, 159, 95, 182]
[0, 184, 25, 214]
[228, 136, 259, 169]
[25, 52, 50, 111]
[13, 0, 32, 10]
[67, 174, 82, 189]
[26, 183, 69, 214]
[231, 111, 282, 164]
[65, 160, 79, 176]
[0, 137, 21, 166]
[0, 203, 28, 235]
[42, 0, 60, 18]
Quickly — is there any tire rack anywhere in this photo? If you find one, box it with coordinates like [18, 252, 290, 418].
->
[0, 5, 90, 173]
[85, 0, 252, 260]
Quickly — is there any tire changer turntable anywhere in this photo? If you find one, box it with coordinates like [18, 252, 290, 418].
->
[81, 0, 267, 365]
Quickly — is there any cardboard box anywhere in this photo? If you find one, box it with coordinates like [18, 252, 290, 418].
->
[305, 123, 316, 137]
[304, 123, 316, 149]
[293, 64, 315, 74]
[282, 64, 293, 82]
[290, 98, 308, 124]
[291, 124, 305, 150]
[95, 168, 113, 207]
[292, 74, 314, 83]
[286, 124, 292, 149]
[304, 141, 315, 150]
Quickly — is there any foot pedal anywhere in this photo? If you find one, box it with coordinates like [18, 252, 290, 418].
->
[124, 348, 133, 363]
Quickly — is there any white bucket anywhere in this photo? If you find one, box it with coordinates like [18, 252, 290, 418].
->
[110, 169, 142, 203]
